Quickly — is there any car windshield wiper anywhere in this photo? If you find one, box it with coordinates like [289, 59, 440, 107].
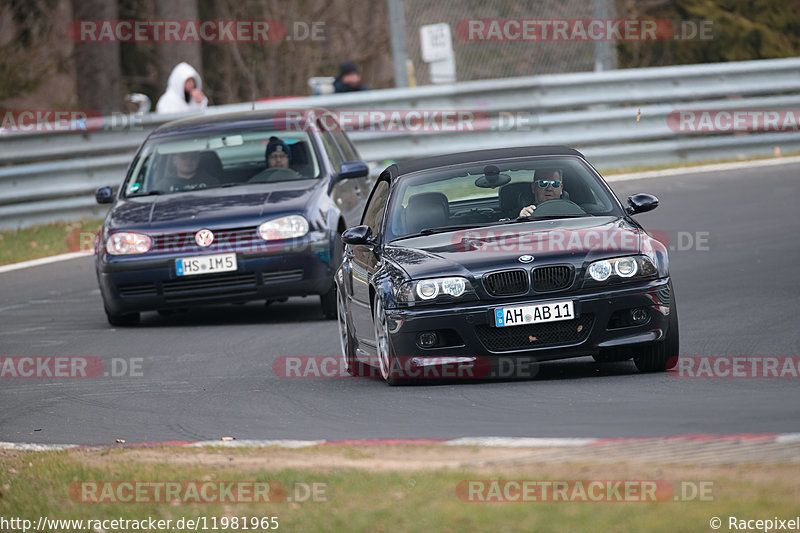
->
[127, 190, 162, 197]
[504, 214, 589, 224]
[394, 223, 494, 241]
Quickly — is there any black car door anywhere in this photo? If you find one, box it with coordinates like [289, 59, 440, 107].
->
[348, 179, 390, 348]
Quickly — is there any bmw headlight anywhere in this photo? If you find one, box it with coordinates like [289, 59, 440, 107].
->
[106, 232, 152, 255]
[258, 215, 309, 241]
[588, 260, 612, 281]
[585, 256, 657, 284]
[614, 257, 638, 277]
[396, 277, 475, 305]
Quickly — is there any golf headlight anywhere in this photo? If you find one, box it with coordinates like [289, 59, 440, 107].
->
[258, 215, 309, 241]
[586, 256, 657, 283]
[396, 277, 473, 304]
[106, 232, 152, 255]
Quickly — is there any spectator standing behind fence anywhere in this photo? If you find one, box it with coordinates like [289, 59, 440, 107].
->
[333, 61, 369, 93]
[156, 62, 208, 113]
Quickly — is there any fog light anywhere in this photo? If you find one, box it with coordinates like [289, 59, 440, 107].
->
[630, 307, 649, 324]
[417, 332, 439, 348]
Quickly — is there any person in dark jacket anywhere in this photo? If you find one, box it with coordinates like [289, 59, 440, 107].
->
[160, 152, 219, 192]
[333, 61, 369, 93]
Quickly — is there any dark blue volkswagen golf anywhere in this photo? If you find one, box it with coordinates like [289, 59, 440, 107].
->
[94, 110, 369, 326]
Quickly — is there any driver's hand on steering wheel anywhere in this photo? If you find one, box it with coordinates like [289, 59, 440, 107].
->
[519, 205, 536, 217]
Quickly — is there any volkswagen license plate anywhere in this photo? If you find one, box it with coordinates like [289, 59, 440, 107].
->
[175, 253, 237, 276]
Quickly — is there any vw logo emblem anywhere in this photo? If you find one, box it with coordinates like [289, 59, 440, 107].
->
[518, 255, 534, 263]
[195, 229, 214, 247]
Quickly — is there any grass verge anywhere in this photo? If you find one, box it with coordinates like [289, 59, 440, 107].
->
[0, 219, 102, 266]
[1, 445, 797, 533]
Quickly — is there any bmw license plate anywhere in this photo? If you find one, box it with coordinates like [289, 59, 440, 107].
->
[176, 253, 237, 276]
[494, 301, 574, 327]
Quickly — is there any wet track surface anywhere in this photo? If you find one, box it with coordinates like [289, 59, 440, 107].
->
[1, 163, 799, 445]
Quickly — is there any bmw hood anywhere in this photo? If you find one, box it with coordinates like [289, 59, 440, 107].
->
[384, 217, 651, 280]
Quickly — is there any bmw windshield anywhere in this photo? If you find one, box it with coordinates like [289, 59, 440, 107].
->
[386, 157, 624, 242]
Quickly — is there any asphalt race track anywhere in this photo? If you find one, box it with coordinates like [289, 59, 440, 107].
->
[1, 163, 799, 445]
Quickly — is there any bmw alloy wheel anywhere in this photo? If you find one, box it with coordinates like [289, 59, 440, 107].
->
[373, 297, 392, 382]
[337, 288, 349, 366]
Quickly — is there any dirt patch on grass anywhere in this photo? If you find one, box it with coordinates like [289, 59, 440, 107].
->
[70, 445, 523, 473]
[60, 440, 800, 483]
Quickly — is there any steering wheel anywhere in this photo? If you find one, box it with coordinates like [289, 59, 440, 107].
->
[249, 167, 302, 183]
[531, 199, 586, 217]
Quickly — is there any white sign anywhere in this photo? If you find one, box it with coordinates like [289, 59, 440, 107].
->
[420, 23, 453, 63]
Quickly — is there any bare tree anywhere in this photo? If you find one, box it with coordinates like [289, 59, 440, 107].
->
[72, 0, 123, 114]
[154, 0, 202, 93]
[202, 0, 392, 104]
[0, 0, 60, 104]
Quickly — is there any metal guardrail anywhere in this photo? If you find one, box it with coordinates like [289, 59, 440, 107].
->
[2, 57, 800, 229]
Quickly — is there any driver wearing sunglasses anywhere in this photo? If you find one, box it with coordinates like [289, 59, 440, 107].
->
[519, 168, 563, 217]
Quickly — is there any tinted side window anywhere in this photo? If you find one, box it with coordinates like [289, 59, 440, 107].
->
[332, 130, 360, 162]
[362, 180, 390, 234]
[318, 128, 344, 171]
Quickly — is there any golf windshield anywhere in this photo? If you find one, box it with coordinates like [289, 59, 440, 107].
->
[123, 129, 320, 196]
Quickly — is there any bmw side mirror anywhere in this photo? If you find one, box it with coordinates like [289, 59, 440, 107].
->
[626, 193, 658, 215]
[338, 161, 369, 180]
[342, 225, 373, 245]
[95, 186, 114, 204]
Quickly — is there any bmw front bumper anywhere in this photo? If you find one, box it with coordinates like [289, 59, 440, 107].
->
[382, 278, 674, 363]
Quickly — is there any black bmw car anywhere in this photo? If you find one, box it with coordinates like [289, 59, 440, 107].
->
[94, 109, 369, 326]
[336, 146, 679, 385]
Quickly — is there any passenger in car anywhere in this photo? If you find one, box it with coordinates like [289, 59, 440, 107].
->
[265, 136, 292, 168]
[518, 168, 564, 217]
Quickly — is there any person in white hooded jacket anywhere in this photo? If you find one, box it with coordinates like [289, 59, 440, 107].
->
[155, 62, 208, 114]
